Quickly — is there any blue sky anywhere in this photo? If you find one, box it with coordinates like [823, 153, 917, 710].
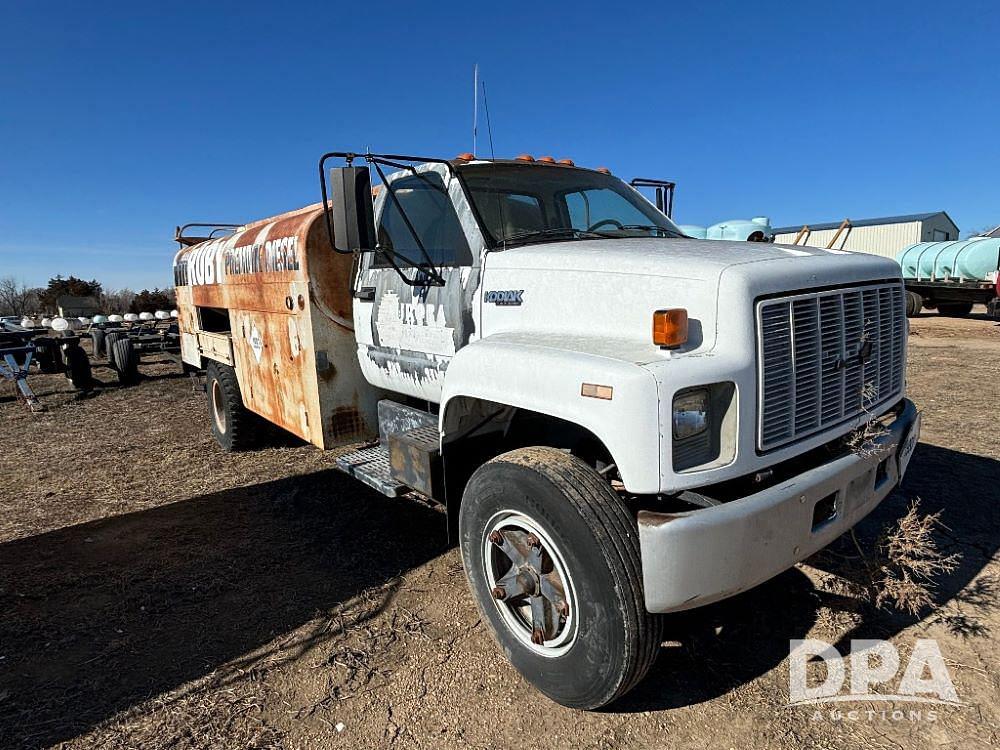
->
[2, 1, 997, 290]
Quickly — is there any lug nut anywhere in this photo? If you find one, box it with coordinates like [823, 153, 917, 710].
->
[488, 531, 504, 546]
[491, 586, 507, 600]
[526, 533, 541, 548]
[531, 628, 545, 645]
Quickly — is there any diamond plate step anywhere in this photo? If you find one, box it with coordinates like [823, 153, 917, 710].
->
[335, 443, 405, 497]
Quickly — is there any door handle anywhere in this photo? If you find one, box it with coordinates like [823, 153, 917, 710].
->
[355, 286, 376, 301]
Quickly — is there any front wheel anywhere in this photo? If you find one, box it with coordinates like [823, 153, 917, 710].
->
[459, 447, 662, 709]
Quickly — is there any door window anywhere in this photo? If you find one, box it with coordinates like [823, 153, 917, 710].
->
[375, 172, 472, 267]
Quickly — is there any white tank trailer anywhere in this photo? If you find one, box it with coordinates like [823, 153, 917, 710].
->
[896, 237, 1000, 318]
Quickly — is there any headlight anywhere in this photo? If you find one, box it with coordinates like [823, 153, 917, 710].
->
[673, 388, 709, 440]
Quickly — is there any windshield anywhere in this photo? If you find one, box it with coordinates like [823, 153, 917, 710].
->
[459, 163, 684, 247]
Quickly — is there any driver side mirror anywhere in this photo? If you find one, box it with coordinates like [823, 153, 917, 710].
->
[328, 166, 376, 254]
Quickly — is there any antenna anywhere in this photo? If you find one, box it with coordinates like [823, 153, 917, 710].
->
[481, 78, 496, 161]
[480, 77, 505, 250]
[472, 63, 479, 157]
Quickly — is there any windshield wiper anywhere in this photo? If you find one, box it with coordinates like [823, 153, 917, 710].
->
[500, 227, 612, 245]
[618, 224, 684, 238]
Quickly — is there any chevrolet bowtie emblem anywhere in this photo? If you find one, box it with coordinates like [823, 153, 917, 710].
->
[836, 339, 873, 370]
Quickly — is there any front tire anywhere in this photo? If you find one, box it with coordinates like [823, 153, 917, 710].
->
[459, 446, 662, 709]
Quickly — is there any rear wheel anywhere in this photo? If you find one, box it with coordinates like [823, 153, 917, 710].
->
[905, 290, 923, 317]
[205, 360, 257, 451]
[937, 302, 973, 317]
[459, 446, 663, 709]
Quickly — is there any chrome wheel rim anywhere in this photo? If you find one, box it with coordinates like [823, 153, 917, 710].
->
[482, 510, 578, 657]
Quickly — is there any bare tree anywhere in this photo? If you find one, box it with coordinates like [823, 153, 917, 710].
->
[0, 276, 37, 317]
[100, 287, 136, 314]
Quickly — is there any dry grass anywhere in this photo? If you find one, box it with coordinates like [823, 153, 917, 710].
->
[816, 499, 961, 616]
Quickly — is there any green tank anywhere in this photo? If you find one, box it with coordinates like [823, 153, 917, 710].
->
[895, 238, 1000, 320]
[896, 238, 1000, 282]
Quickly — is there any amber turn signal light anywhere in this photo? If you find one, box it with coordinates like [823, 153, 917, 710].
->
[652, 309, 688, 349]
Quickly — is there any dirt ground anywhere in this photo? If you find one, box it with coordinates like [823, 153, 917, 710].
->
[1, 310, 998, 750]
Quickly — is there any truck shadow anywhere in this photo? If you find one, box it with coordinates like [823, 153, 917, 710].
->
[615, 442, 999, 712]
[0, 470, 448, 749]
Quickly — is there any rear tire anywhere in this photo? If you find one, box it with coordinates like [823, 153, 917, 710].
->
[459, 446, 663, 709]
[205, 360, 257, 451]
[904, 290, 923, 318]
[937, 302, 973, 317]
[111, 337, 140, 385]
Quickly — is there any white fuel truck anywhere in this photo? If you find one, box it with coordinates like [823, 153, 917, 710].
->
[173, 151, 919, 709]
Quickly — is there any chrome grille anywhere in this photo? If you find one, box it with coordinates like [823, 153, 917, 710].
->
[757, 282, 906, 451]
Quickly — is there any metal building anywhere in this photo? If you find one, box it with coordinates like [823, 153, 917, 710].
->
[771, 211, 959, 260]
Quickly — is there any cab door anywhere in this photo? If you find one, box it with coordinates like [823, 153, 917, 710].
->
[353, 163, 485, 403]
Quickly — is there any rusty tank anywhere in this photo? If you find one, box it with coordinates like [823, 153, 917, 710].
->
[172, 204, 379, 449]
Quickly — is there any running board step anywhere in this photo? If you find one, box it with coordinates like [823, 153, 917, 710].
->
[336, 444, 405, 497]
[388, 424, 442, 499]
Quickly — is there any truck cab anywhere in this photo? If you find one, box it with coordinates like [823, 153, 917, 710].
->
[174, 151, 919, 710]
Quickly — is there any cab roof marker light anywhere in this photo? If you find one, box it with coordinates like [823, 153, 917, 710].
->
[538, 156, 556, 163]
[515, 154, 535, 162]
[596, 166, 611, 174]
[558, 158, 575, 166]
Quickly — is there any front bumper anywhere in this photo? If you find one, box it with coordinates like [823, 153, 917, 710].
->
[638, 399, 919, 613]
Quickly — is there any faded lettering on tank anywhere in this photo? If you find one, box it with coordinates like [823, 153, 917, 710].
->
[174, 235, 300, 287]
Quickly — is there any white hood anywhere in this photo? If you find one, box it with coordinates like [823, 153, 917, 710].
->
[481, 237, 903, 362]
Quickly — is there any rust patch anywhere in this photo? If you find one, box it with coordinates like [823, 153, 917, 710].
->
[233, 222, 265, 247]
[329, 406, 365, 440]
[306, 217, 356, 321]
[637, 510, 682, 527]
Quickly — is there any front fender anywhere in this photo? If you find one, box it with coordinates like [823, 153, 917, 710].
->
[440, 333, 662, 493]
